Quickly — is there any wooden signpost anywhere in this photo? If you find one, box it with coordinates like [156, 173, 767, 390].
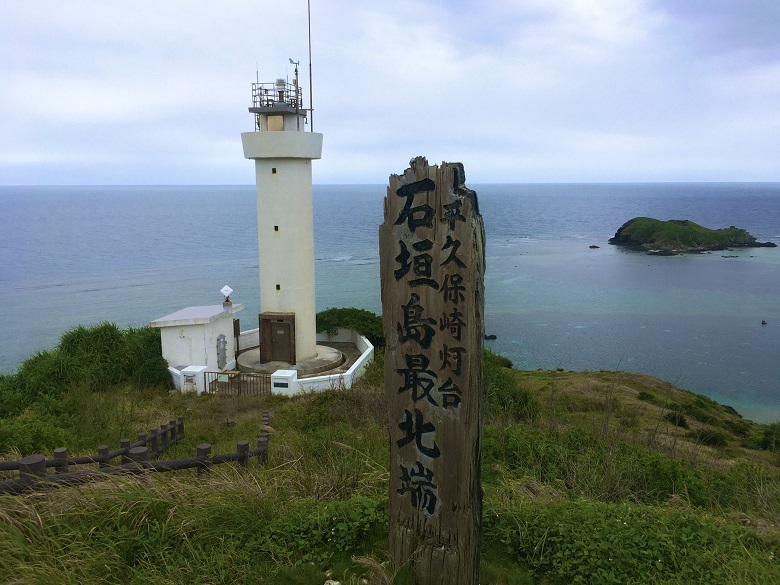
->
[380, 156, 485, 584]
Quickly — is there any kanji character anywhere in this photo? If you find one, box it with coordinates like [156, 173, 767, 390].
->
[397, 408, 440, 458]
[395, 179, 435, 232]
[397, 354, 438, 405]
[398, 461, 439, 515]
[397, 293, 436, 349]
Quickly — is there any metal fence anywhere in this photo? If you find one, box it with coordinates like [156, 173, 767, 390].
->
[204, 371, 271, 396]
[251, 80, 302, 110]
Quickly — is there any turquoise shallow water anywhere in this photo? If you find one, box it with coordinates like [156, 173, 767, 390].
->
[1, 183, 779, 421]
[484, 240, 780, 421]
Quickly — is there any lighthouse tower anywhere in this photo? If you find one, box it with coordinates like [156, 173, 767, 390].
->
[241, 68, 323, 365]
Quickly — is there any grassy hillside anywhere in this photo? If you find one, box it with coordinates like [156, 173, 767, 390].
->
[607, 217, 774, 253]
[2, 350, 780, 584]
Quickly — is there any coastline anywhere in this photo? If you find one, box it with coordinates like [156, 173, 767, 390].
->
[2, 184, 779, 422]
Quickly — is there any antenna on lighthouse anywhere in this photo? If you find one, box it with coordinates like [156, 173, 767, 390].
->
[290, 58, 300, 130]
[307, 0, 314, 132]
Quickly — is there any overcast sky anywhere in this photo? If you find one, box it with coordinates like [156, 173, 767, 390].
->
[1, 0, 779, 185]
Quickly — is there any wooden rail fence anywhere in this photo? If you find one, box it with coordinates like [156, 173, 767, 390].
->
[0, 412, 271, 495]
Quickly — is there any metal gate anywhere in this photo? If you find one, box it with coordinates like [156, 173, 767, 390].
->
[204, 372, 271, 396]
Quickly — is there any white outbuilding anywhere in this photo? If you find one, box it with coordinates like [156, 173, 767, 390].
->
[150, 302, 243, 393]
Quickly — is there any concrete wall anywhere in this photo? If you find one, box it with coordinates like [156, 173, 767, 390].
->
[160, 325, 206, 368]
[160, 317, 236, 371]
[237, 328, 260, 352]
[237, 327, 375, 393]
[254, 157, 317, 361]
[242, 131, 323, 159]
[295, 329, 375, 393]
[242, 130, 323, 363]
[203, 318, 237, 371]
[236, 327, 375, 394]
[168, 367, 183, 391]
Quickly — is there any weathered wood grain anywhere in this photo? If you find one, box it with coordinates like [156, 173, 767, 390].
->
[380, 156, 485, 584]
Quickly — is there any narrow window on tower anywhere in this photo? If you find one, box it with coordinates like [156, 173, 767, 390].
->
[276, 284, 281, 290]
[274, 225, 279, 232]
[272, 167, 277, 174]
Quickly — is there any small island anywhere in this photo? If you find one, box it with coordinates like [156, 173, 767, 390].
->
[608, 217, 777, 255]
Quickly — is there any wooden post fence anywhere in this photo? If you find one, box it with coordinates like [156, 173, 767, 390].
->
[0, 412, 272, 495]
[97, 445, 109, 469]
[18, 454, 47, 482]
[197, 443, 212, 477]
[54, 447, 68, 474]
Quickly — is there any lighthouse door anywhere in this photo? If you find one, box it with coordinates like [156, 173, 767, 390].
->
[271, 323, 291, 362]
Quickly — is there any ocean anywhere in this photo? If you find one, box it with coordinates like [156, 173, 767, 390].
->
[1, 183, 779, 422]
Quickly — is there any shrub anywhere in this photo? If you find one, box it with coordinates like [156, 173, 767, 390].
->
[3, 324, 171, 417]
[316, 307, 385, 348]
[484, 349, 538, 423]
[122, 326, 166, 377]
[760, 422, 780, 451]
[0, 374, 24, 418]
[691, 428, 728, 447]
[133, 356, 173, 387]
[490, 353, 514, 369]
[663, 410, 689, 428]
[263, 495, 386, 565]
[636, 453, 708, 506]
[637, 391, 657, 404]
[0, 415, 69, 456]
[14, 349, 81, 402]
[719, 417, 751, 437]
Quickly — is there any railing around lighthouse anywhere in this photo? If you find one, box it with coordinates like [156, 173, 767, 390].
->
[251, 81, 302, 110]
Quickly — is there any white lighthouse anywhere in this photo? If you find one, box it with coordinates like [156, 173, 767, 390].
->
[240, 67, 322, 366]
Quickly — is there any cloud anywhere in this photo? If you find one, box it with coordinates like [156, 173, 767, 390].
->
[1, 0, 778, 184]
[653, 0, 780, 59]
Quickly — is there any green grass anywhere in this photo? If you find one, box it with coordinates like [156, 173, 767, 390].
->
[2, 327, 780, 583]
[1, 323, 171, 420]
